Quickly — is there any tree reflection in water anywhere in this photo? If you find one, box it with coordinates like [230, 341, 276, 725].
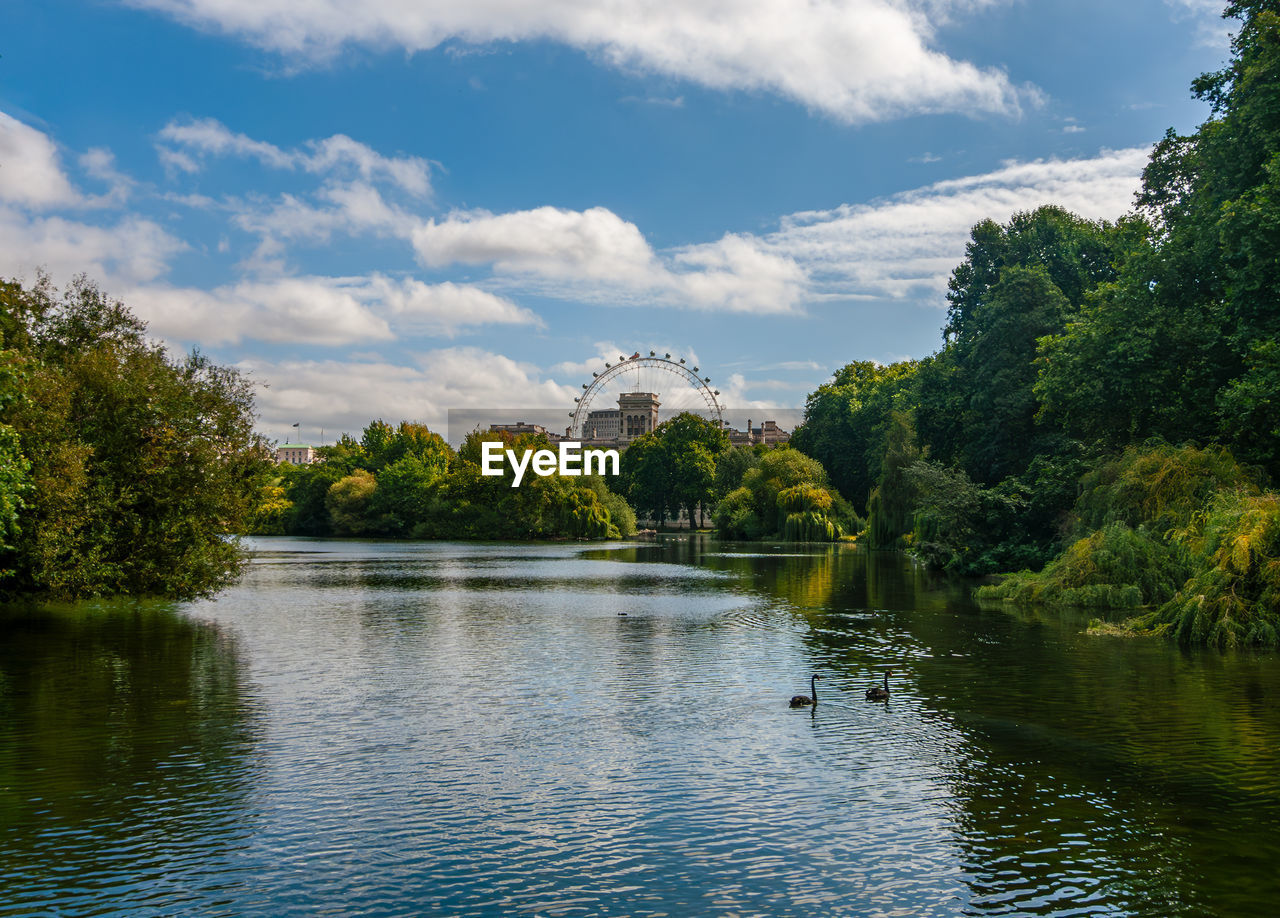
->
[596, 535, 1280, 916]
[0, 600, 260, 913]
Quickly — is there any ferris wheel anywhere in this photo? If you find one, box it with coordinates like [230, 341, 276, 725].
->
[570, 351, 723, 438]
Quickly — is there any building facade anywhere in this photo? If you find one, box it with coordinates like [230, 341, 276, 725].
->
[726, 419, 791, 447]
[276, 444, 318, 464]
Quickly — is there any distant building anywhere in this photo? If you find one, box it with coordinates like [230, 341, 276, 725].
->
[276, 444, 318, 465]
[488, 422, 562, 442]
[581, 408, 621, 441]
[726, 419, 791, 447]
[578, 392, 662, 446]
[618, 392, 660, 440]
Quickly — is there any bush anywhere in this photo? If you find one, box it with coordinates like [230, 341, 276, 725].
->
[978, 521, 1191, 608]
[1074, 442, 1257, 536]
[1148, 491, 1280, 648]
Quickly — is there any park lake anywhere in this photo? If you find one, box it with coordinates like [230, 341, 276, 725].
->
[3, 536, 1279, 916]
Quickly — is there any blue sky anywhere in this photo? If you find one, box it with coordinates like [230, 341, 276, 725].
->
[1, 0, 1232, 442]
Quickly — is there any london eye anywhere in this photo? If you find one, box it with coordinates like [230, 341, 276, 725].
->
[570, 351, 723, 439]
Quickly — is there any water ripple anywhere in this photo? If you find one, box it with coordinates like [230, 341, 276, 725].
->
[3, 537, 1279, 916]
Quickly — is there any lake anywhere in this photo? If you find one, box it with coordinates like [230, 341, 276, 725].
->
[2, 536, 1278, 916]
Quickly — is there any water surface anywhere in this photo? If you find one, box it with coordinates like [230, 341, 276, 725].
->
[2, 537, 1278, 916]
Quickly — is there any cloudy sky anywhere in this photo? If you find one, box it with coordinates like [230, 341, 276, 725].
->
[1, 0, 1232, 442]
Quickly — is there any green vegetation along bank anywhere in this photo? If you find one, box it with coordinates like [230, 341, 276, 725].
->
[788, 3, 1280, 647]
[252, 423, 636, 541]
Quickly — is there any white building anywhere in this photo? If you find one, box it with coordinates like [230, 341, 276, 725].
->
[276, 444, 318, 465]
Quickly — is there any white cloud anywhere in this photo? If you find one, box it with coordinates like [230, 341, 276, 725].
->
[79, 148, 134, 204]
[242, 348, 579, 436]
[232, 181, 418, 259]
[764, 147, 1150, 302]
[130, 0, 1030, 124]
[158, 117, 432, 196]
[406, 150, 1146, 314]
[1164, 0, 1234, 48]
[0, 111, 80, 209]
[413, 206, 657, 280]
[0, 207, 184, 285]
[413, 206, 807, 314]
[671, 233, 807, 314]
[369, 276, 540, 333]
[126, 277, 394, 347]
[126, 274, 538, 346]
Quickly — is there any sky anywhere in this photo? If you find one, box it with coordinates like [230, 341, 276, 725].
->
[0, 0, 1236, 444]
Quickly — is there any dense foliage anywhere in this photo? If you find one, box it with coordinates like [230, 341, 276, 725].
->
[255, 422, 633, 541]
[0, 276, 268, 599]
[618, 413, 728, 527]
[712, 448, 858, 542]
[979, 444, 1280, 648]
[791, 2, 1280, 645]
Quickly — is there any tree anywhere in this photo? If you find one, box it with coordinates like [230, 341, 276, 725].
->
[713, 445, 760, 501]
[1038, 3, 1280, 475]
[0, 275, 269, 599]
[326, 470, 378, 537]
[369, 455, 446, 536]
[714, 447, 851, 541]
[0, 351, 32, 561]
[866, 410, 921, 548]
[619, 433, 674, 526]
[791, 359, 918, 510]
[917, 207, 1126, 483]
[660, 413, 728, 526]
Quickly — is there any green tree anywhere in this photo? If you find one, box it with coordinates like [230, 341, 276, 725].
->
[791, 359, 918, 510]
[0, 275, 268, 599]
[866, 410, 921, 548]
[1037, 3, 1280, 475]
[916, 207, 1125, 483]
[661, 413, 728, 526]
[326, 470, 378, 537]
[0, 351, 32, 559]
[619, 433, 674, 526]
[713, 444, 761, 500]
[619, 413, 727, 527]
[714, 447, 851, 541]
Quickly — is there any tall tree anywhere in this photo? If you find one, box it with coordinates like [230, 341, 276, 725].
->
[0, 276, 268, 599]
[792, 359, 918, 510]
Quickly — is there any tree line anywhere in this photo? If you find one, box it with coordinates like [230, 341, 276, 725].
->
[252, 423, 636, 541]
[789, 2, 1280, 647]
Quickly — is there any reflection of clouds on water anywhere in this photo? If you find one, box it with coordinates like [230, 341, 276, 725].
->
[6, 537, 1280, 915]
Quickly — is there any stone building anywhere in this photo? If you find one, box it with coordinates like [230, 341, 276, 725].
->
[726, 419, 791, 447]
[487, 422, 562, 443]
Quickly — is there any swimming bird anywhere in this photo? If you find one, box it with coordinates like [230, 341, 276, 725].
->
[865, 669, 893, 701]
[790, 674, 821, 708]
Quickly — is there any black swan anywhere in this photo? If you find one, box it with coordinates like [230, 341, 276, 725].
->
[790, 674, 821, 708]
[865, 669, 893, 701]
